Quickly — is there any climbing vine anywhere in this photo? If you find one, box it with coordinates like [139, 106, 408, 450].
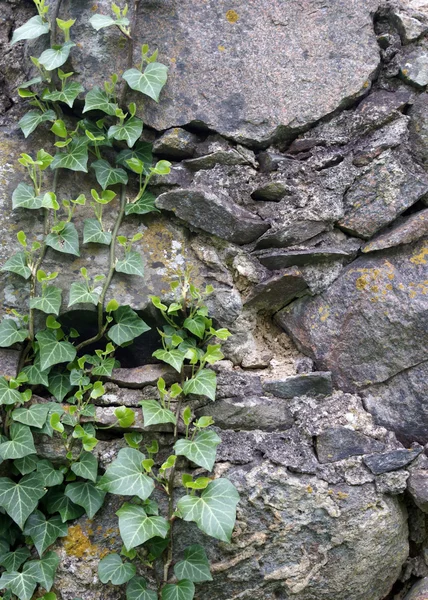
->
[0, 2, 239, 600]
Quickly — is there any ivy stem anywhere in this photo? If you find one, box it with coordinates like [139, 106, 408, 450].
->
[120, 0, 140, 107]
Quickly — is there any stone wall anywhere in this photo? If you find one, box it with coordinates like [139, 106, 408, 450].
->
[0, 0, 428, 599]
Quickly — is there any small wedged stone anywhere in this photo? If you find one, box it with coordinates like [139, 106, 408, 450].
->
[183, 135, 256, 170]
[244, 267, 308, 312]
[251, 181, 288, 201]
[409, 93, 428, 165]
[375, 471, 410, 495]
[254, 220, 328, 250]
[404, 578, 428, 600]
[254, 247, 354, 270]
[407, 471, 428, 513]
[0, 348, 20, 378]
[391, 10, 428, 44]
[400, 50, 428, 89]
[263, 372, 333, 399]
[155, 188, 269, 244]
[316, 427, 385, 463]
[109, 364, 177, 388]
[362, 209, 428, 253]
[153, 128, 198, 159]
[363, 446, 423, 474]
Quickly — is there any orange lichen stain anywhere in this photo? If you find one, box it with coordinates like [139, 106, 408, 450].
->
[318, 305, 330, 322]
[306, 485, 313, 494]
[356, 276, 368, 290]
[370, 285, 379, 293]
[337, 492, 349, 500]
[91, 4, 98, 11]
[63, 525, 107, 559]
[218, 45, 226, 52]
[386, 284, 393, 291]
[363, 80, 370, 89]
[226, 9, 239, 23]
[170, 57, 176, 64]
[410, 245, 428, 265]
[387, 273, 395, 280]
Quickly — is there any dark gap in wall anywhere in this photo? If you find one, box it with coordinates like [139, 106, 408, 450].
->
[401, 198, 428, 217]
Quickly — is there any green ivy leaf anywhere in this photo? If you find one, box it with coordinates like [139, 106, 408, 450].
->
[183, 316, 206, 340]
[38, 42, 76, 71]
[14, 454, 39, 476]
[92, 159, 128, 190]
[45, 222, 80, 256]
[0, 547, 31, 572]
[108, 117, 143, 148]
[83, 87, 118, 116]
[0, 424, 36, 460]
[0, 377, 23, 405]
[11, 15, 50, 45]
[183, 369, 217, 401]
[83, 219, 112, 245]
[116, 142, 152, 175]
[161, 580, 195, 600]
[122, 63, 168, 102]
[108, 306, 150, 346]
[115, 251, 144, 277]
[152, 349, 185, 373]
[11, 404, 51, 429]
[116, 503, 169, 551]
[64, 482, 105, 519]
[126, 577, 157, 600]
[174, 430, 220, 472]
[174, 545, 212, 583]
[29, 285, 62, 315]
[1, 252, 31, 279]
[71, 452, 98, 483]
[23, 552, 59, 592]
[0, 473, 47, 529]
[141, 400, 176, 427]
[12, 183, 42, 210]
[48, 372, 72, 402]
[51, 137, 89, 172]
[177, 479, 239, 543]
[0, 570, 38, 600]
[36, 330, 77, 371]
[36, 460, 64, 487]
[43, 82, 84, 108]
[92, 357, 117, 377]
[68, 282, 101, 307]
[98, 553, 136, 585]
[89, 14, 130, 30]
[97, 448, 154, 500]
[23, 511, 68, 557]
[22, 361, 50, 387]
[44, 488, 85, 522]
[18, 109, 56, 138]
[125, 192, 158, 216]
[114, 406, 135, 428]
[0, 320, 28, 348]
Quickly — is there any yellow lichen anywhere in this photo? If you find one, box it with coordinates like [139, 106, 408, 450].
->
[218, 45, 226, 52]
[226, 9, 239, 23]
[410, 245, 428, 265]
[356, 276, 368, 290]
[63, 525, 106, 559]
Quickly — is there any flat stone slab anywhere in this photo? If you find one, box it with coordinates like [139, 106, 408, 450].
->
[109, 364, 177, 388]
[153, 128, 198, 159]
[316, 427, 385, 463]
[400, 50, 428, 89]
[155, 188, 269, 244]
[409, 93, 428, 165]
[254, 221, 328, 250]
[363, 446, 423, 474]
[254, 247, 354, 270]
[362, 208, 428, 253]
[263, 372, 333, 399]
[244, 267, 308, 312]
[407, 470, 428, 513]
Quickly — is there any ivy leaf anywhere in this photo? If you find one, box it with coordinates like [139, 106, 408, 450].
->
[114, 406, 135, 428]
[83, 219, 112, 245]
[97, 448, 154, 500]
[92, 357, 116, 377]
[126, 577, 157, 600]
[1, 547, 31, 572]
[174, 545, 212, 583]
[108, 117, 143, 148]
[44, 488, 85, 522]
[45, 222, 80, 256]
[92, 159, 128, 190]
[64, 482, 105, 519]
[183, 369, 217, 401]
[38, 42, 76, 71]
[98, 553, 136, 585]
[48, 371, 73, 402]
[89, 14, 130, 30]
[0, 473, 47, 529]
[23, 552, 59, 591]
[23, 511, 68, 557]
[18, 109, 56, 138]
[68, 282, 101, 307]
[11, 15, 50, 45]
[1, 252, 31, 279]
[174, 430, 221, 472]
[71, 452, 98, 483]
[29, 285, 62, 315]
[108, 306, 150, 346]
[152, 349, 185, 373]
[122, 63, 168, 102]
[51, 137, 89, 172]
[116, 503, 169, 551]
[0, 570, 38, 600]
[141, 400, 176, 427]
[12, 183, 43, 210]
[83, 87, 118, 116]
[115, 251, 144, 277]
[11, 404, 51, 429]
[43, 82, 84, 108]
[116, 142, 152, 175]
[14, 454, 39, 476]
[0, 424, 36, 460]
[36, 330, 77, 371]
[177, 479, 239, 543]
[22, 361, 50, 387]
[0, 377, 23, 405]
[161, 581, 195, 600]
[37, 460, 64, 488]
[0, 320, 28, 348]
[183, 316, 206, 340]
[125, 192, 158, 216]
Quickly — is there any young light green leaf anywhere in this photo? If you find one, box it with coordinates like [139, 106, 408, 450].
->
[48, 372, 73, 402]
[68, 282, 101, 307]
[183, 369, 216, 401]
[116, 503, 169, 551]
[12, 182, 43, 210]
[64, 482, 106, 519]
[11, 404, 51, 429]
[14, 454, 39, 476]
[83, 87, 118, 116]
[43, 82, 84, 108]
[108, 306, 150, 346]
[122, 63, 168, 102]
[0, 570, 38, 600]
[125, 192, 158, 216]
[51, 137, 89, 172]
[23, 510, 68, 556]
[89, 14, 130, 30]
[0, 320, 28, 348]
[44, 488, 85, 522]
[36, 460, 64, 487]
[92, 159, 128, 190]
[36, 329, 77, 371]
[152, 349, 185, 373]
[97, 448, 154, 500]
[30, 285, 62, 315]
[173, 545, 212, 583]
[11, 15, 50, 45]
[141, 400, 176, 427]
[23, 551, 59, 592]
[174, 430, 220, 472]
[1, 252, 31, 279]
[45, 222, 80, 256]
[38, 42, 76, 71]
[183, 316, 206, 340]
[18, 108, 56, 138]
[115, 251, 144, 277]
[70, 452, 98, 483]
[126, 577, 157, 600]
[116, 142, 152, 175]
[161, 580, 195, 600]
[98, 553, 136, 585]
[177, 479, 239, 542]
[114, 406, 135, 428]
[0, 473, 47, 529]
[0, 424, 36, 460]
[108, 117, 143, 148]
[83, 219, 112, 245]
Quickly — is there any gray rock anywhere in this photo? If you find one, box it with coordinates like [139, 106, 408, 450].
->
[0, 348, 20, 378]
[251, 181, 288, 202]
[153, 128, 198, 159]
[254, 220, 328, 250]
[155, 188, 269, 244]
[401, 50, 428, 89]
[254, 247, 355, 270]
[263, 372, 333, 398]
[183, 136, 256, 170]
[391, 10, 428, 44]
[408, 471, 428, 512]
[276, 239, 428, 391]
[409, 93, 428, 165]
[295, 356, 314, 374]
[404, 578, 428, 600]
[215, 369, 263, 400]
[244, 267, 308, 313]
[375, 471, 410, 495]
[109, 364, 177, 388]
[363, 447, 423, 474]
[316, 427, 385, 463]
[362, 209, 428, 253]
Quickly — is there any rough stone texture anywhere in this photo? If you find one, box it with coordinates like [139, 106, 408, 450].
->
[362, 208, 428, 253]
[409, 92, 428, 165]
[408, 471, 428, 513]
[243, 268, 308, 313]
[109, 364, 177, 388]
[254, 220, 328, 250]
[0, 348, 20, 378]
[404, 578, 428, 600]
[263, 372, 333, 399]
[392, 10, 428, 43]
[363, 447, 424, 474]
[254, 247, 356, 270]
[153, 127, 199, 159]
[401, 49, 428, 88]
[316, 427, 385, 463]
